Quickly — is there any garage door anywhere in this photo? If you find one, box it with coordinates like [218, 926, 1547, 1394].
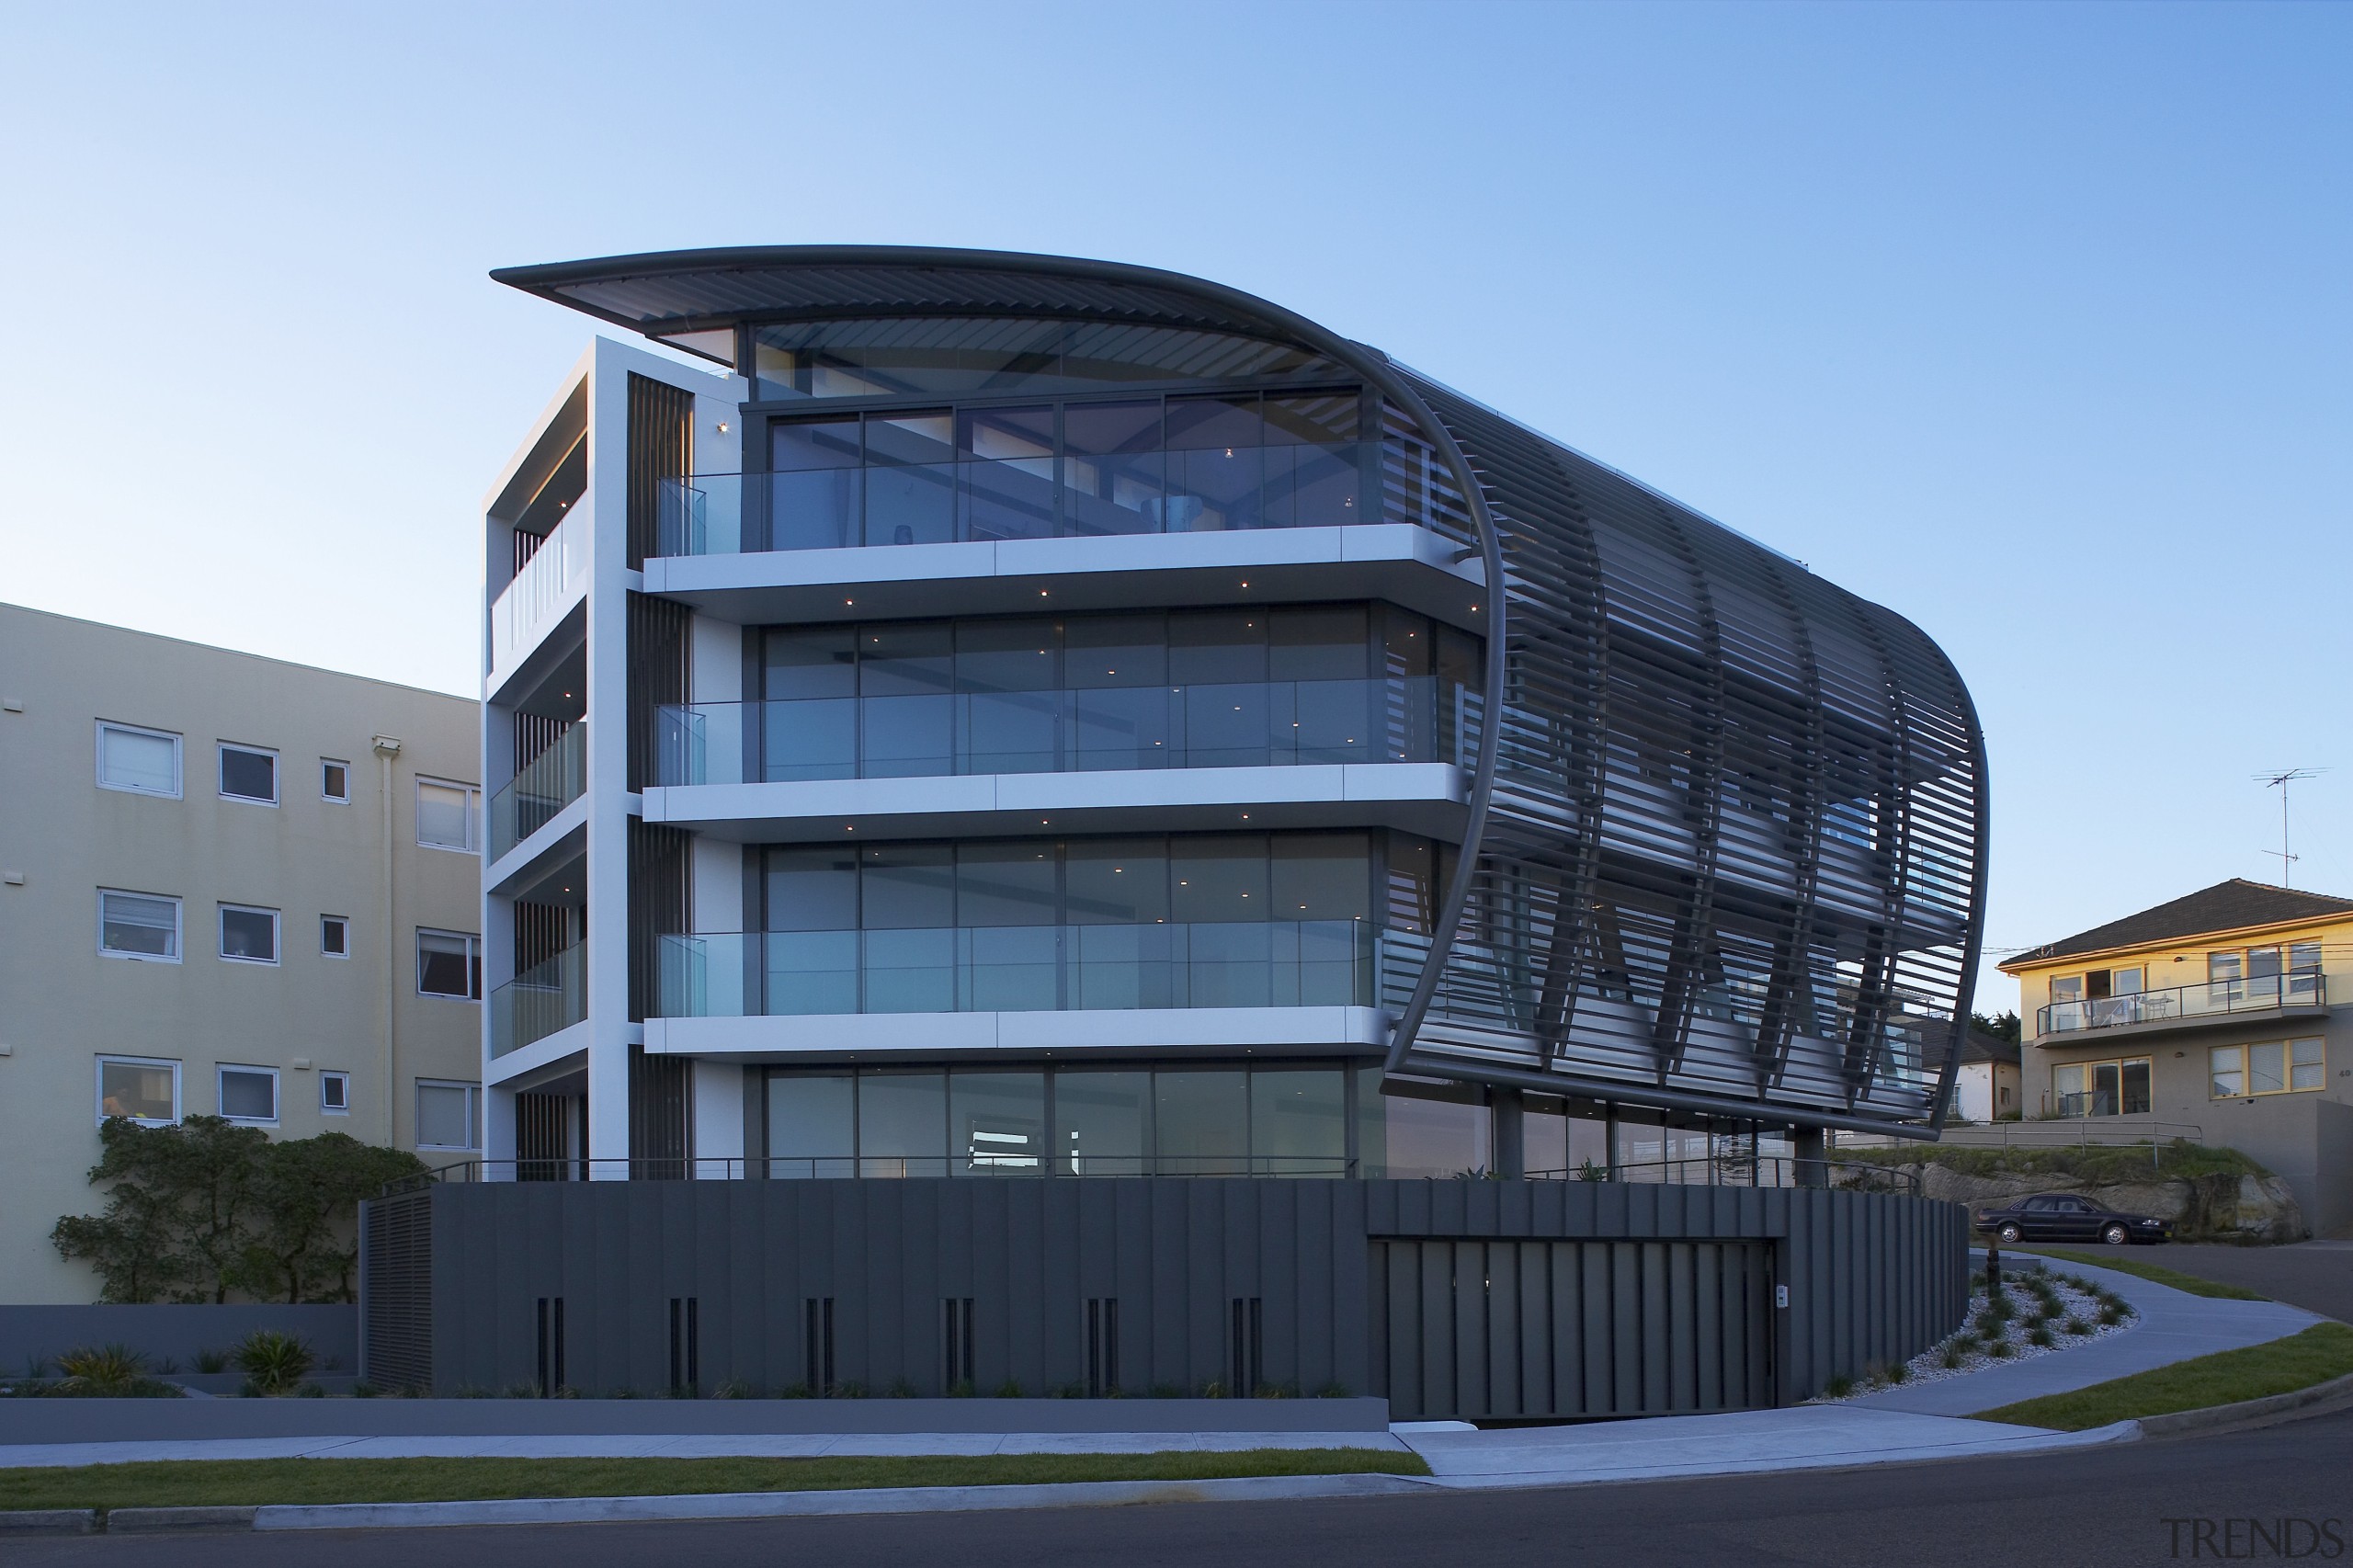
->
[1373, 1238, 1775, 1420]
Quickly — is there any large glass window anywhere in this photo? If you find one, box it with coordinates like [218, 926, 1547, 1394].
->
[766, 1074, 855, 1177]
[2051, 1055, 2153, 1117]
[1054, 1071, 1149, 1176]
[952, 1072, 1045, 1174]
[97, 1056, 179, 1125]
[858, 1071, 946, 1177]
[2211, 1040, 2325, 1099]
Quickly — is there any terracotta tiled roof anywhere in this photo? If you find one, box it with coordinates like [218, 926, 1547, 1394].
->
[2005, 879, 2353, 969]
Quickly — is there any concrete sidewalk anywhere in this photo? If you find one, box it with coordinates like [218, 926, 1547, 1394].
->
[1849, 1251, 2322, 1417]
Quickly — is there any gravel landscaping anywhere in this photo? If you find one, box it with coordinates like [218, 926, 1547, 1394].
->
[1810, 1260, 2139, 1401]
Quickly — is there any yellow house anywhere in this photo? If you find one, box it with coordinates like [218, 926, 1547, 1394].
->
[2001, 879, 2353, 1236]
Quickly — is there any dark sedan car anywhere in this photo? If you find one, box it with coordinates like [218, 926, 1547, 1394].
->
[1976, 1193, 2173, 1245]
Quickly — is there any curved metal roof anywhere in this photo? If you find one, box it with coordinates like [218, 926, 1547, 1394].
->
[490, 245, 1341, 347]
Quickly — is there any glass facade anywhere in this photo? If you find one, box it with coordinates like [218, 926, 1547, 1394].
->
[654, 830, 1447, 1019]
[654, 603, 1481, 786]
[759, 1062, 1504, 1179]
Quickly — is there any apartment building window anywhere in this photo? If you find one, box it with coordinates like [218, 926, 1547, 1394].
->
[219, 744, 278, 804]
[2051, 1056, 2151, 1118]
[321, 1071, 351, 1115]
[417, 778, 482, 853]
[2211, 1039, 2325, 1099]
[97, 1056, 179, 1125]
[219, 904, 279, 964]
[321, 915, 349, 957]
[96, 722, 181, 798]
[97, 890, 180, 961]
[321, 759, 350, 802]
[219, 1064, 279, 1124]
[417, 1080, 482, 1150]
[418, 929, 483, 999]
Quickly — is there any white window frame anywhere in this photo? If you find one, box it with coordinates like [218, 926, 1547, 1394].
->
[95, 721, 183, 799]
[320, 1070, 352, 1116]
[416, 927, 483, 1000]
[415, 1078, 483, 1151]
[321, 914, 351, 959]
[320, 758, 351, 803]
[97, 888, 182, 963]
[96, 1055, 181, 1126]
[218, 742, 280, 806]
[218, 903, 281, 966]
[217, 1062, 280, 1125]
[415, 777, 483, 854]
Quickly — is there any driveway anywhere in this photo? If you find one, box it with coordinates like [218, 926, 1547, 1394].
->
[2145, 1240, 2353, 1324]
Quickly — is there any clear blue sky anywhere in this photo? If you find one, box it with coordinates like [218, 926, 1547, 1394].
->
[4, 2, 2347, 1011]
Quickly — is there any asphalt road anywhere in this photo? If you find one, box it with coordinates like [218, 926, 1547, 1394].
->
[16, 1407, 2352, 1568]
[2144, 1241, 2353, 1324]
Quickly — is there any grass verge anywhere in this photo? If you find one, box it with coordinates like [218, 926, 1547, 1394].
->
[1974, 1322, 2353, 1431]
[2016, 1248, 2267, 1301]
[0, 1448, 1427, 1513]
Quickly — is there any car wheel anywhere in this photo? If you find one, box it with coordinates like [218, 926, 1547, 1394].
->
[2102, 1223, 2130, 1245]
[1997, 1223, 2023, 1244]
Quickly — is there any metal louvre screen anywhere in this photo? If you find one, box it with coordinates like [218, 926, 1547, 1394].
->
[1373, 1237, 1773, 1420]
[626, 374, 692, 570]
[1390, 374, 1985, 1131]
[359, 1191, 432, 1390]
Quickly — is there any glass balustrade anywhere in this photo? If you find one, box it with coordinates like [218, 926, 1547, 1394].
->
[654, 920, 1376, 1018]
[489, 723, 586, 860]
[491, 942, 587, 1057]
[654, 441, 1368, 557]
[2037, 971, 2325, 1038]
[654, 677, 1476, 786]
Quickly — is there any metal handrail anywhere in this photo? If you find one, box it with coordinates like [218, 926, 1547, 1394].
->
[2037, 971, 2325, 1037]
[1525, 1155, 1923, 1196]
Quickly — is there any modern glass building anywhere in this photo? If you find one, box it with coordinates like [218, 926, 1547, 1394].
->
[472, 246, 1988, 1187]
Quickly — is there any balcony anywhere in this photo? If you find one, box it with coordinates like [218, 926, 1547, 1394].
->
[489, 723, 585, 862]
[491, 943, 586, 1058]
[2037, 971, 2325, 1040]
[655, 441, 1370, 559]
[654, 677, 1476, 787]
[654, 920, 1378, 1018]
[489, 507, 586, 678]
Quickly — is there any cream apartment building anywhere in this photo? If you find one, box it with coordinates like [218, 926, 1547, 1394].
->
[0, 603, 482, 1302]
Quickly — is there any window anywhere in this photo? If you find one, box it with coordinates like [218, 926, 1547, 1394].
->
[321, 759, 350, 802]
[96, 722, 181, 797]
[97, 1056, 179, 1125]
[416, 1080, 481, 1150]
[219, 904, 279, 964]
[321, 1072, 351, 1115]
[2049, 975, 2083, 1005]
[98, 889, 181, 961]
[416, 778, 481, 852]
[219, 744, 278, 804]
[321, 915, 349, 958]
[417, 929, 483, 999]
[2051, 1056, 2151, 1117]
[2212, 1039, 2325, 1099]
[218, 1064, 279, 1124]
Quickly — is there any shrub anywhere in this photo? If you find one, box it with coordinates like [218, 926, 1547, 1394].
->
[1315, 1381, 1352, 1399]
[2099, 1303, 2126, 1325]
[1148, 1382, 1185, 1399]
[1199, 1379, 1228, 1399]
[888, 1378, 918, 1399]
[712, 1379, 754, 1400]
[193, 1347, 231, 1374]
[500, 1382, 539, 1399]
[832, 1380, 869, 1399]
[233, 1330, 314, 1397]
[1821, 1374, 1854, 1399]
[947, 1380, 975, 1398]
[778, 1381, 812, 1399]
[1988, 1339, 2014, 1358]
[56, 1344, 147, 1392]
[1940, 1346, 1964, 1370]
[2063, 1317, 2092, 1336]
[993, 1380, 1023, 1399]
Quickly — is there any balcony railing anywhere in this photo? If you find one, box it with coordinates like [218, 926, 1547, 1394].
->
[489, 723, 586, 861]
[491, 942, 586, 1058]
[2038, 971, 2325, 1038]
[655, 920, 1377, 1017]
[490, 506, 585, 669]
[655, 441, 1369, 557]
[653, 677, 1477, 787]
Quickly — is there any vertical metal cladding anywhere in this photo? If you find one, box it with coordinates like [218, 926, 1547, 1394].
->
[1384, 374, 1985, 1131]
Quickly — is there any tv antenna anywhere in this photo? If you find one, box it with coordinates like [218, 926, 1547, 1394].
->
[2253, 768, 2326, 887]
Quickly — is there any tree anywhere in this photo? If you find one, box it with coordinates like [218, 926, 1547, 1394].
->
[50, 1118, 199, 1303]
[53, 1118, 426, 1304]
[1970, 1010, 2022, 1044]
[237, 1134, 426, 1303]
